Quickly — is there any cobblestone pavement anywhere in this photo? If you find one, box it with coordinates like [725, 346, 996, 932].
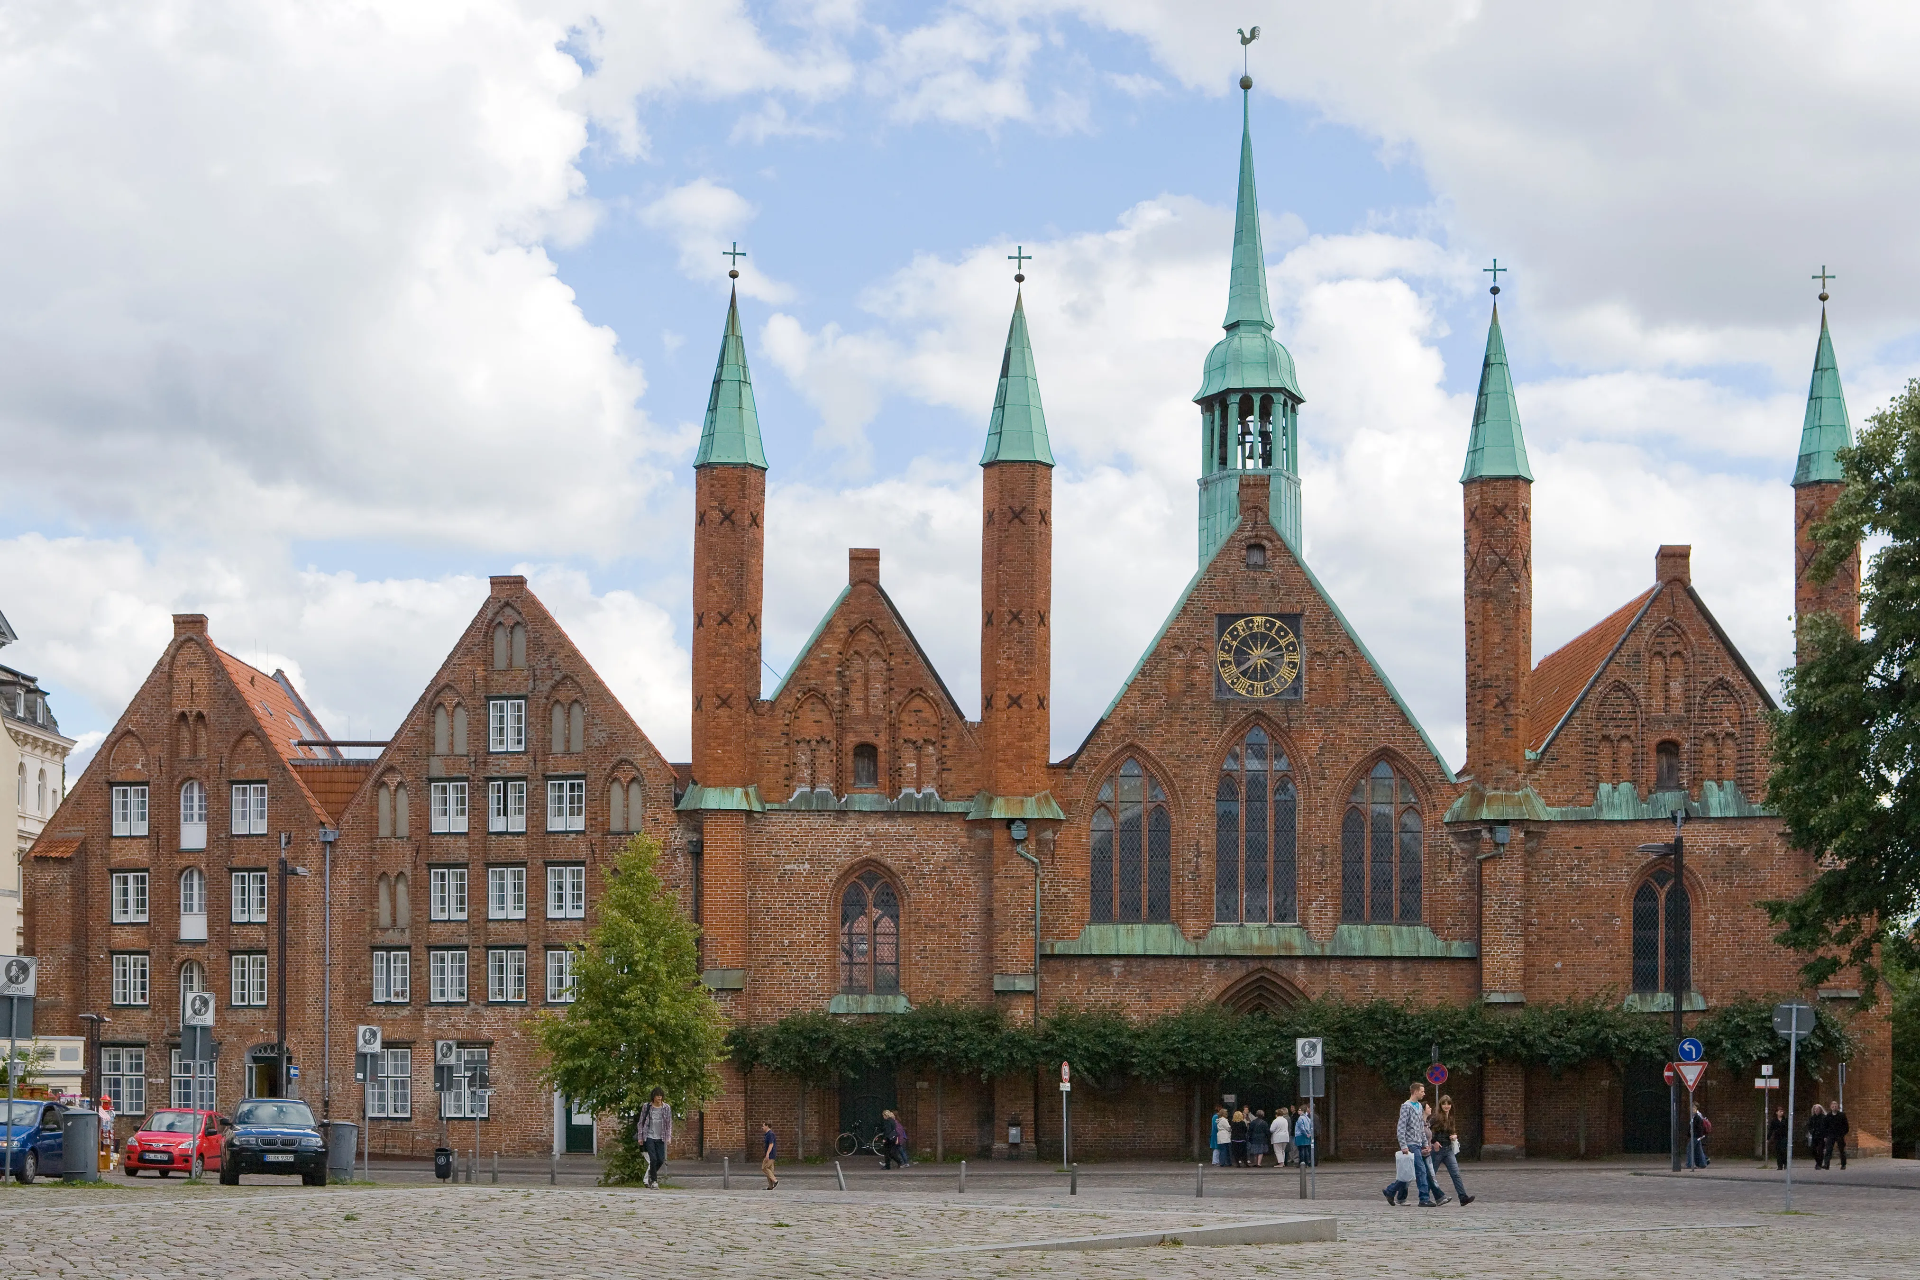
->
[0, 1159, 1913, 1278]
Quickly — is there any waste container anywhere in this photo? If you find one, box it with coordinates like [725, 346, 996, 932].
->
[326, 1121, 358, 1182]
[61, 1111, 100, 1182]
[434, 1147, 454, 1180]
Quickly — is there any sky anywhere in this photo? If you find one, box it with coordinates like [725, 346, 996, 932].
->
[4, 0, 1919, 780]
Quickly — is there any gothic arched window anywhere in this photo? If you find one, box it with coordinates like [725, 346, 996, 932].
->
[1631, 866, 1691, 994]
[1215, 728, 1297, 923]
[1090, 758, 1171, 923]
[1340, 761, 1422, 923]
[839, 870, 900, 994]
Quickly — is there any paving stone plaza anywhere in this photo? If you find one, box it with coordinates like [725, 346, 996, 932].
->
[2, 1158, 1914, 1278]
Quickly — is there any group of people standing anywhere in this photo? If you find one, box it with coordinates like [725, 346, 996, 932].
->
[1210, 1103, 1316, 1167]
[1381, 1081, 1475, 1207]
[1766, 1102, 1850, 1170]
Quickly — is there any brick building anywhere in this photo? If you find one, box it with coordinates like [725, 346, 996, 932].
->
[25, 86, 1890, 1163]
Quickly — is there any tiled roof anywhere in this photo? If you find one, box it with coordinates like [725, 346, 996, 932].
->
[1527, 586, 1659, 754]
[212, 647, 334, 821]
[31, 833, 82, 859]
[289, 759, 376, 825]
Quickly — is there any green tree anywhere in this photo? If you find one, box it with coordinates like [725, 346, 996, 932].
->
[537, 835, 729, 1184]
[1890, 954, 1920, 1153]
[1768, 378, 1920, 997]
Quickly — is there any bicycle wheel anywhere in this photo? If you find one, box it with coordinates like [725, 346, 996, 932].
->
[836, 1131, 857, 1158]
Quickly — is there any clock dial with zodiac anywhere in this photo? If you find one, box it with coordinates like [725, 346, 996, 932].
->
[1214, 613, 1304, 700]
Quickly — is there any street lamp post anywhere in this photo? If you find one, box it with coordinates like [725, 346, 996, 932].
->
[319, 827, 337, 1120]
[77, 1013, 109, 1107]
[1637, 808, 1686, 1173]
[277, 839, 311, 1098]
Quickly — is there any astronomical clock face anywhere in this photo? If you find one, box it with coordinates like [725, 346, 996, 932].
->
[1214, 613, 1304, 700]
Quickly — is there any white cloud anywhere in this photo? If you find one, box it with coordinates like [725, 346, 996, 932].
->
[639, 178, 794, 301]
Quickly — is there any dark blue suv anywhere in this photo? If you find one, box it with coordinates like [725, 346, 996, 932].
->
[218, 1099, 327, 1186]
[1, 1100, 67, 1182]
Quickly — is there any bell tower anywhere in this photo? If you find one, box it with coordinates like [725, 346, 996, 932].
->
[1792, 277, 1860, 659]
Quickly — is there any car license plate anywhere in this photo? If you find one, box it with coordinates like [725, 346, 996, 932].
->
[141, 1152, 172, 1162]
[264, 1153, 294, 1163]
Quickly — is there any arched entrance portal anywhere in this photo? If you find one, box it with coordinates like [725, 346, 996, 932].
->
[1215, 971, 1306, 1128]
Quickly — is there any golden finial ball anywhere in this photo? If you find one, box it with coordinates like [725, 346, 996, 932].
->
[1819, 291, 1829, 302]
[1240, 74, 1253, 91]
[729, 269, 739, 279]
[1014, 273, 1025, 284]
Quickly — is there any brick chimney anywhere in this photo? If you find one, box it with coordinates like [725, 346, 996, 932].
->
[489, 575, 528, 598]
[173, 614, 208, 637]
[849, 548, 880, 586]
[1655, 545, 1691, 587]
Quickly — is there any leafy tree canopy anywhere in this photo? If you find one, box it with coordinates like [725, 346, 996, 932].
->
[1769, 378, 1920, 997]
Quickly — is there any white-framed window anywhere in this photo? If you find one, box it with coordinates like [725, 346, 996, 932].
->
[111, 871, 150, 924]
[487, 866, 526, 920]
[429, 781, 469, 834]
[373, 949, 411, 1003]
[486, 948, 526, 1003]
[170, 1050, 216, 1111]
[231, 870, 268, 923]
[229, 783, 268, 836]
[546, 864, 586, 919]
[179, 781, 207, 850]
[441, 1047, 490, 1119]
[179, 869, 208, 940]
[546, 948, 577, 1003]
[488, 698, 526, 753]
[429, 949, 468, 1003]
[546, 778, 586, 832]
[487, 779, 527, 834]
[111, 784, 149, 837]
[368, 1048, 412, 1119]
[101, 1047, 147, 1114]
[230, 953, 268, 1006]
[428, 867, 468, 921]
[111, 953, 150, 1006]
[179, 959, 207, 1012]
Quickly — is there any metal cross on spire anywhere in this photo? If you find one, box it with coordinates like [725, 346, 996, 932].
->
[1485, 258, 1507, 296]
[1008, 245, 1031, 284]
[1812, 264, 1836, 303]
[723, 241, 746, 279]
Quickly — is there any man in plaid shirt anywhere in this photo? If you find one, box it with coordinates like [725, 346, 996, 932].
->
[1382, 1081, 1435, 1206]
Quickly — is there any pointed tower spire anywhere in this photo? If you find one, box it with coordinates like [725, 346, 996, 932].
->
[1224, 91, 1275, 333]
[1793, 307, 1850, 486]
[1792, 276, 1860, 659]
[694, 286, 768, 469]
[1460, 298, 1534, 482]
[979, 289, 1055, 466]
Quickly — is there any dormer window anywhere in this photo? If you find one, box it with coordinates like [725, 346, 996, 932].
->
[1246, 543, 1267, 569]
[852, 744, 879, 789]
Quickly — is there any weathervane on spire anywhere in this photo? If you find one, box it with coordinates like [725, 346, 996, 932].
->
[1812, 264, 1835, 304]
[1008, 245, 1031, 285]
[722, 241, 746, 280]
[1237, 25, 1260, 90]
[1485, 258, 1507, 297]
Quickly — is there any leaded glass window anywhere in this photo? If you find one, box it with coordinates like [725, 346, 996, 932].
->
[1630, 866, 1690, 993]
[1089, 759, 1171, 923]
[839, 870, 900, 994]
[1339, 761, 1421, 923]
[1215, 728, 1298, 923]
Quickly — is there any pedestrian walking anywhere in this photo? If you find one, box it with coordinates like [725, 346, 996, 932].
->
[637, 1089, 673, 1189]
[760, 1121, 779, 1189]
[1687, 1106, 1710, 1169]
[1382, 1081, 1435, 1207]
[1212, 1107, 1232, 1166]
[1430, 1096, 1475, 1205]
[1808, 1104, 1828, 1169]
[1829, 1102, 1850, 1169]
[1230, 1108, 1250, 1167]
[879, 1110, 909, 1169]
[1293, 1107, 1314, 1167]
[1420, 1102, 1448, 1204]
[1249, 1109, 1270, 1166]
[1767, 1106, 1788, 1170]
[1270, 1106, 1290, 1167]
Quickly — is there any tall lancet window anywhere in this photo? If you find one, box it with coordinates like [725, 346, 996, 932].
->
[1340, 761, 1422, 924]
[1089, 758, 1171, 924]
[1214, 728, 1297, 923]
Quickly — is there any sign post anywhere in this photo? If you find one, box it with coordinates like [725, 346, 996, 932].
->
[1755, 1065, 1776, 1158]
[1296, 1038, 1323, 1201]
[1774, 1001, 1815, 1210]
[1059, 1061, 1072, 1172]
[356, 1027, 382, 1183]
[1, 956, 38, 1145]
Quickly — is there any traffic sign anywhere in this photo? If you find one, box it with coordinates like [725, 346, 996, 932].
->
[183, 991, 215, 1027]
[1754, 1078, 1780, 1089]
[289, 1064, 300, 1079]
[356, 1025, 383, 1055]
[1677, 1037, 1704, 1063]
[1760, 1064, 1774, 1077]
[1295, 1037, 1323, 1067]
[0, 956, 36, 999]
[1060, 1061, 1070, 1084]
[1772, 1002, 1815, 1040]
[435, 1039, 459, 1066]
[1425, 1063, 1448, 1087]
[1662, 1063, 1676, 1086]
[1675, 1061, 1707, 1091]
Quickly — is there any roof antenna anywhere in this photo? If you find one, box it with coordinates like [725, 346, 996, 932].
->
[1237, 25, 1260, 91]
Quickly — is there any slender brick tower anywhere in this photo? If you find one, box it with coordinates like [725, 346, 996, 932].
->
[1792, 293, 1860, 659]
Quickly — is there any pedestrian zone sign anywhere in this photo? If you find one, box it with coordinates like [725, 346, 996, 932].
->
[1675, 1061, 1707, 1091]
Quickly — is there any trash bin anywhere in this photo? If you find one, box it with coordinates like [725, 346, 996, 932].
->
[61, 1110, 100, 1182]
[326, 1122, 358, 1182]
[434, 1147, 454, 1180]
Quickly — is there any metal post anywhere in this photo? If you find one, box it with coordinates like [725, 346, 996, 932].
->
[1196, 1162, 1204, 1198]
[278, 847, 289, 1098]
[1070, 1162, 1077, 1195]
[723, 1155, 730, 1189]
[1784, 1029, 1799, 1211]
[6, 996, 16, 1170]
[491, 1151, 498, 1184]
[1309, 1098, 1317, 1200]
[834, 1160, 846, 1191]
[959, 1159, 966, 1193]
[1061, 1083, 1071, 1168]
[1669, 813, 1685, 1173]
[473, 1108, 480, 1183]
[550, 1151, 557, 1184]
[320, 828, 335, 1120]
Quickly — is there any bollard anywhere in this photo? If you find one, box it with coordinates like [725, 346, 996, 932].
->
[834, 1160, 846, 1191]
[1070, 1163, 1078, 1196]
[959, 1160, 966, 1193]
[723, 1156, 730, 1190]
[1299, 1162, 1308, 1199]
[491, 1151, 499, 1184]
[466, 1149, 475, 1183]
[550, 1151, 557, 1185]
[1196, 1162, 1204, 1198]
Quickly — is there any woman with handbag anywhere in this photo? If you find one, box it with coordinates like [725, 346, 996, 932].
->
[1430, 1095, 1474, 1205]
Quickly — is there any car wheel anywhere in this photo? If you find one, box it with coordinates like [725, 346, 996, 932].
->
[123, 1164, 140, 1177]
[218, 1161, 239, 1186]
[17, 1151, 36, 1185]
[159, 1169, 172, 1177]
[191, 1154, 205, 1179]
[303, 1170, 326, 1187]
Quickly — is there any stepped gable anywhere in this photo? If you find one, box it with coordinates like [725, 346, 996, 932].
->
[756, 548, 981, 804]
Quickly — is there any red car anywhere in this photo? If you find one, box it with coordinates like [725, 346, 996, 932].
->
[123, 1109, 224, 1178]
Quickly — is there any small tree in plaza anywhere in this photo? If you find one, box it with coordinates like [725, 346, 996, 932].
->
[1769, 378, 1920, 998]
[538, 834, 728, 1184]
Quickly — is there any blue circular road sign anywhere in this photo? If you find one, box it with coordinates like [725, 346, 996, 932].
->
[1677, 1037, 1704, 1063]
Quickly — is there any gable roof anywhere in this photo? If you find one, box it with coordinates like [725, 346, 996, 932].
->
[769, 580, 969, 725]
[209, 646, 335, 822]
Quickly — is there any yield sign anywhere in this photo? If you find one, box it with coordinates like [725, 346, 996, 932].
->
[1675, 1061, 1708, 1092]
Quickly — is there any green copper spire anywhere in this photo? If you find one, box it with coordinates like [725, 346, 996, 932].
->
[694, 287, 768, 469]
[1793, 308, 1850, 487]
[980, 289, 1054, 466]
[1460, 301, 1533, 483]
[1224, 91, 1274, 332]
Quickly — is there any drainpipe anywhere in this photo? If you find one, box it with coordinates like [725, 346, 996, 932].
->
[1011, 820, 1040, 1160]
